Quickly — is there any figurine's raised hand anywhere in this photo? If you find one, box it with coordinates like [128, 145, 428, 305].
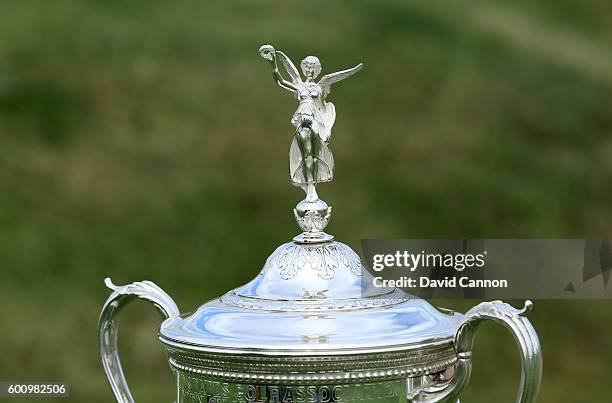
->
[260, 45, 300, 93]
[259, 44, 275, 61]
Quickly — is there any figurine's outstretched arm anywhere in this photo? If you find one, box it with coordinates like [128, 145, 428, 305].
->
[259, 45, 299, 92]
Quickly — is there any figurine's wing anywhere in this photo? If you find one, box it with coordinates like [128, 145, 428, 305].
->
[276, 51, 302, 84]
[318, 63, 363, 97]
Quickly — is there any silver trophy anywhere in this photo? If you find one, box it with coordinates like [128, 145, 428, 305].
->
[99, 45, 542, 403]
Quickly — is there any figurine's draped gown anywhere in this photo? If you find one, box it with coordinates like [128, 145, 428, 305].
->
[289, 82, 336, 186]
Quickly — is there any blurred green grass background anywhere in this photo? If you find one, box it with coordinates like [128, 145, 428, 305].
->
[1, 0, 612, 402]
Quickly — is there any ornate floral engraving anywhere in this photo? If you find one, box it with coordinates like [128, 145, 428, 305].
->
[277, 243, 308, 279]
[265, 241, 363, 280]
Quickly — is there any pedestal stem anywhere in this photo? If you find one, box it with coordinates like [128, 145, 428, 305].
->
[293, 188, 333, 243]
[305, 183, 318, 202]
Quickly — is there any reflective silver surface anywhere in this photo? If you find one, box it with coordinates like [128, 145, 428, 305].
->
[98, 45, 543, 403]
[159, 298, 461, 354]
[158, 238, 460, 353]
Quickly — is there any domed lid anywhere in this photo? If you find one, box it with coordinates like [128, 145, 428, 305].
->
[158, 45, 463, 355]
[160, 241, 462, 354]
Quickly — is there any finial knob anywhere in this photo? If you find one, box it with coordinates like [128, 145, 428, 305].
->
[293, 200, 333, 243]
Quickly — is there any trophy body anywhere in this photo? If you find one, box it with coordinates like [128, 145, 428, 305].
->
[165, 318, 458, 403]
[98, 45, 542, 403]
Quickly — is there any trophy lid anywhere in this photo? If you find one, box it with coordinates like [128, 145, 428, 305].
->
[158, 46, 463, 355]
[159, 238, 463, 354]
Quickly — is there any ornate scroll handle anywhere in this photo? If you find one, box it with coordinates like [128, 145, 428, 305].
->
[455, 300, 542, 403]
[408, 300, 542, 403]
[98, 278, 180, 403]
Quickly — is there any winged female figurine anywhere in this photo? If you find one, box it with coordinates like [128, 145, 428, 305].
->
[259, 44, 362, 199]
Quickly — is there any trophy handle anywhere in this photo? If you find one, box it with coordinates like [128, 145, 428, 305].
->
[454, 300, 543, 403]
[98, 278, 180, 403]
[407, 300, 542, 403]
